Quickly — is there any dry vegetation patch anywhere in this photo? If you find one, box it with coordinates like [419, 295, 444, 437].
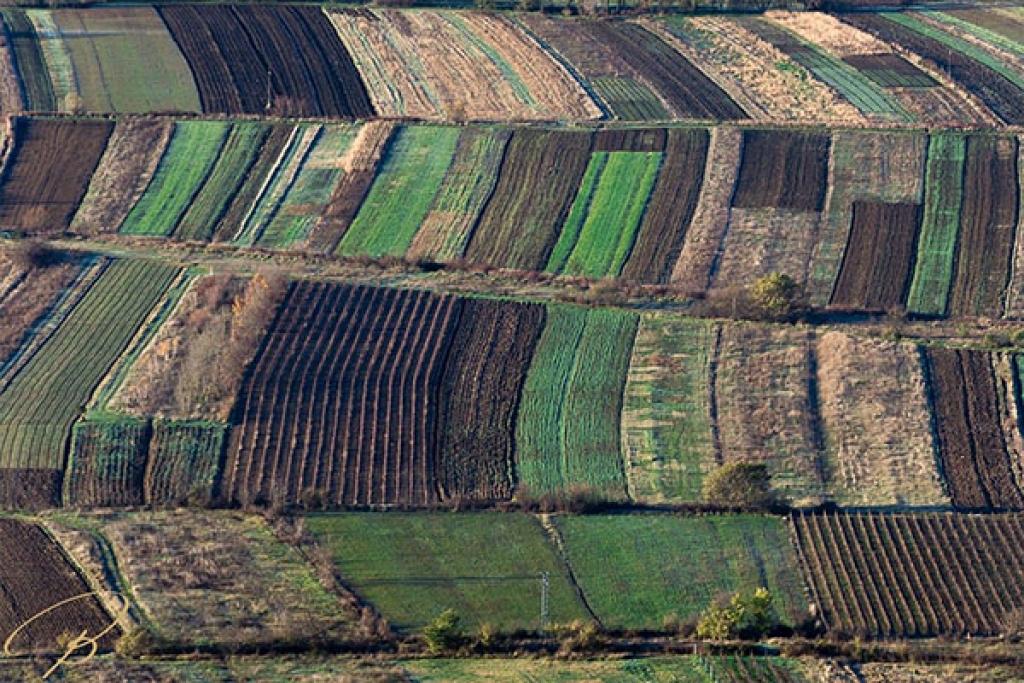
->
[766, 11, 891, 57]
[70, 119, 173, 235]
[816, 331, 946, 507]
[111, 271, 287, 421]
[98, 510, 353, 647]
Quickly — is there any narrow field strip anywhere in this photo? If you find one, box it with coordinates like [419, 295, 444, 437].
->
[907, 133, 966, 316]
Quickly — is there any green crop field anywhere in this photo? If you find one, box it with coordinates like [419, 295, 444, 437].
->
[305, 512, 590, 632]
[548, 151, 662, 278]
[516, 306, 637, 501]
[622, 315, 716, 503]
[412, 128, 511, 261]
[556, 514, 808, 630]
[174, 123, 271, 241]
[119, 121, 230, 236]
[0, 259, 178, 474]
[255, 125, 355, 248]
[338, 125, 460, 258]
[590, 76, 671, 121]
[907, 133, 966, 316]
[51, 8, 200, 114]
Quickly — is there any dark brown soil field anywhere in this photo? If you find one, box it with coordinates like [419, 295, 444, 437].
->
[830, 201, 922, 311]
[159, 5, 372, 118]
[223, 282, 461, 508]
[0, 518, 117, 653]
[438, 299, 544, 502]
[794, 512, 1024, 637]
[839, 13, 1024, 125]
[0, 119, 113, 233]
[0, 262, 81, 367]
[0, 468, 60, 509]
[732, 130, 830, 211]
[583, 22, 745, 121]
[620, 128, 710, 283]
[467, 129, 593, 271]
[593, 128, 667, 152]
[841, 53, 938, 88]
[925, 348, 1024, 510]
[949, 136, 1019, 317]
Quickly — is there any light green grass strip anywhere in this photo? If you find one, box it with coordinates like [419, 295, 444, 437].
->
[558, 514, 808, 630]
[25, 11, 77, 110]
[887, 12, 1024, 89]
[546, 152, 607, 273]
[516, 306, 637, 501]
[516, 305, 587, 498]
[120, 121, 230, 236]
[338, 125, 460, 258]
[927, 11, 1024, 60]
[907, 133, 966, 316]
[174, 123, 270, 242]
[622, 315, 715, 503]
[305, 512, 590, 632]
[562, 309, 638, 499]
[562, 152, 662, 278]
[403, 656, 723, 681]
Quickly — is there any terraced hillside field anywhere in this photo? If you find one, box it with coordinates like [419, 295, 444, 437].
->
[794, 512, 1024, 637]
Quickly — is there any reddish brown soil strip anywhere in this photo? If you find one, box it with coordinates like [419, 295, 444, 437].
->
[583, 22, 745, 120]
[714, 324, 823, 507]
[670, 126, 742, 293]
[0, 262, 80, 367]
[0, 16, 24, 112]
[949, 136, 1019, 318]
[840, 13, 1024, 125]
[467, 128, 593, 271]
[308, 121, 395, 253]
[593, 128, 667, 152]
[437, 299, 544, 503]
[0, 119, 113, 234]
[732, 129, 830, 211]
[71, 119, 174, 235]
[159, 6, 371, 117]
[0, 468, 60, 508]
[830, 201, 922, 311]
[926, 348, 1024, 510]
[0, 518, 116, 653]
[223, 282, 461, 508]
[621, 128, 709, 284]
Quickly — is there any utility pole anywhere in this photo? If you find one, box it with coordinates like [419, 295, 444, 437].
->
[540, 572, 550, 631]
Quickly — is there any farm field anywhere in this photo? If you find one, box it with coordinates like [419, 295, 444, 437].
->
[0, 119, 1021, 314]
[94, 510, 352, 648]
[556, 514, 808, 630]
[0, 258, 178, 508]
[0, 517, 117, 655]
[305, 512, 589, 632]
[794, 512, 1024, 637]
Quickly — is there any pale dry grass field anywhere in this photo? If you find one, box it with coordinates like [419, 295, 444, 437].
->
[816, 331, 947, 507]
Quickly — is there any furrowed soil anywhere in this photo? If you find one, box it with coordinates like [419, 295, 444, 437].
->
[0, 518, 117, 654]
[830, 201, 923, 311]
[0, 118, 113, 234]
[949, 135, 1019, 318]
[925, 348, 1024, 510]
